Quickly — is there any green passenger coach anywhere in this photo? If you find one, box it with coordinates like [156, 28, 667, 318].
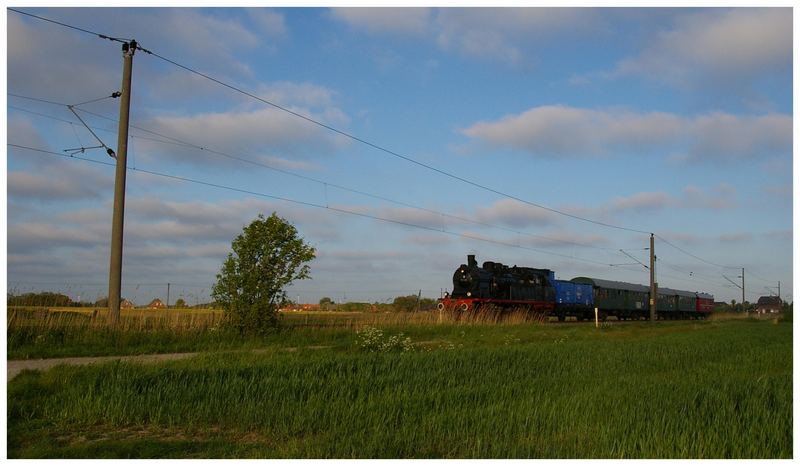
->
[571, 277, 710, 320]
[570, 277, 649, 320]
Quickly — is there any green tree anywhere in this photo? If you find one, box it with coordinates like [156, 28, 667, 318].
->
[319, 296, 334, 310]
[212, 213, 316, 334]
[174, 298, 186, 308]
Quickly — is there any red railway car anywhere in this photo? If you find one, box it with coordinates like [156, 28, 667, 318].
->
[696, 292, 714, 314]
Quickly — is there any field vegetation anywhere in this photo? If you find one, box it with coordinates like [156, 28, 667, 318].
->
[6, 307, 792, 459]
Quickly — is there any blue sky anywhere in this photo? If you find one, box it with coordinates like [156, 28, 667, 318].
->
[5, 7, 794, 306]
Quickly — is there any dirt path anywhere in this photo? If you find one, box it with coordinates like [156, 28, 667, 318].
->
[7, 352, 201, 381]
[7, 346, 335, 381]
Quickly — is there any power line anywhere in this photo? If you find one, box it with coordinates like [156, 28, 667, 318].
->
[8, 143, 624, 269]
[6, 8, 752, 275]
[8, 92, 66, 106]
[7, 8, 651, 236]
[654, 234, 739, 270]
[8, 98, 629, 253]
[142, 48, 654, 236]
[746, 270, 776, 284]
[8, 104, 77, 125]
[11, 142, 737, 297]
[8, 8, 131, 43]
[656, 256, 732, 285]
[7, 108, 743, 295]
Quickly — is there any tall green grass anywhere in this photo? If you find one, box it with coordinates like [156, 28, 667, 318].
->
[7, 307, 554, 359]
[7, 320, 791, 458]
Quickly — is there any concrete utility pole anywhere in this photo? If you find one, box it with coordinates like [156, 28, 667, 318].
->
[778, 281, 781, 302]
[650, 233, 657, 321]
[166, 283, 171, 308]
[108, 40, 136, 325]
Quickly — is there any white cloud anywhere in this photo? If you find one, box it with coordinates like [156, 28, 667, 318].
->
[658, 232, 704, 246]
[474, 198, 559, 228]
[8, 222, 105, 253]
[607, 192, 672, 214]
[247, 8, 288, 38]
[680, 183, 736, 210]
[142, 104, 349, 165]
[520, 231, 610, 249]
[435, 8, 599, 65]
[690, 113, 791, 160]
[7, 195, 354, 292]
[718, 233, 752, 243]
[8, 9, 267, 104]
[9, 167, 110, 201]
[7, 14, 116, 105]
[557, 184, 737, 223]
[463, 105, 682, 156]
[603, 184, 736, 216]
[329, 7, 600, 66]
[7, 115, 50, 150]
[403, 234, 452, 246]
[611, 8, 791, 87]
[377, 207, 447, 230]
[255, 155, 320, 171]
[461, 105, 791, 160]
[331, 8, 431, 37]
[254, 82, 336, 108]
[160, 9, 259, 65]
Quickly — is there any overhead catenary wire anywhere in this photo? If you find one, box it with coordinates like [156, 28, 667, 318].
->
[8, 8, 132, 43]
[654, 233, 739, 270]
[9, 143, 624, 269]
[746, 270, 776, 285]
[8, 140, 744, 298]
[655, 256, 733, 284]
[7, 8, 651, 237]
[614, 249, 733, 292]
[140, 47, 655, 236]
[8, 98, 631, 253]
[7, 104, 749, 298]
[6, 9, 761, 282]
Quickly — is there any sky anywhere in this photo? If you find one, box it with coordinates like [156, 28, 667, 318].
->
[4, 7, 794, 306]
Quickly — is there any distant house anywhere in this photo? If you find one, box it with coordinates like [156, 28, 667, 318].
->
[756, 296, 782, 314]
[121, 299, 135, 309]
[147, 298, 167, 309]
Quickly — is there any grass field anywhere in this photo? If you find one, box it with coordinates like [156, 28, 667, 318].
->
[7, 306, 545, 359]
[6, 310, 793, 458]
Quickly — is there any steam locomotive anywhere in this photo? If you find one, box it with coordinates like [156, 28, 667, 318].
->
[437, 255, 714, 321]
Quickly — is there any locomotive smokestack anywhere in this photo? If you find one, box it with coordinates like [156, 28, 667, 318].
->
[468, 254, 477, 267]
